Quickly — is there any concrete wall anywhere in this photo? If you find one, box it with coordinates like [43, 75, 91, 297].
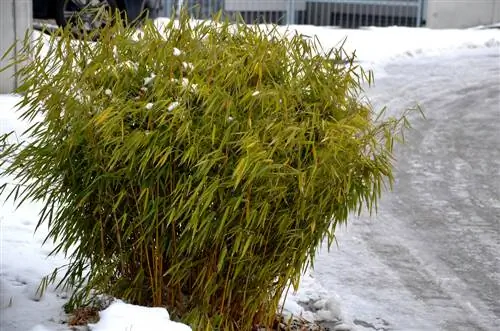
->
[0, 0, 32, 93]
[426, 0, 500, 28]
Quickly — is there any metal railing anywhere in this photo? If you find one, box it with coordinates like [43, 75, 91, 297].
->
[164, 0, 426, 27]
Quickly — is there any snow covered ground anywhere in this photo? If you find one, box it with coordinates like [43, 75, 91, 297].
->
[1, 21, 499, 331]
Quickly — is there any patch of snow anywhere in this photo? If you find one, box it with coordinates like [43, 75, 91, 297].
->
[144, 73, 156, 86]
[182, 62, 194, 71]
[181, 77, 190, 88]
[167, 101, 180, 112]
[88, 300, 191, 331]
[173, 47, 182, 56]
[279, 272, 349, 325]
[170, 77, 198, 92]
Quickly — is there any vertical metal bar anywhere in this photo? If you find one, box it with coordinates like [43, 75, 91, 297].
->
[339, 2, 345, 27]
[298, 1, 303, 24]
[370, 4, 375, 26]
[345, 4, 352, 28]
[287, 0, 296, 25]
[318, 2, 322, 26]
[312, 1, 317, 26]
[384, 3, 388, 26]
[176, 0, 183, 17]
[378, 3, 382, 26]
[359, 3, 363, 28]
[361, 3, 366, 27]
[370, 3, 375, 26]
[323, 2, 328, 26]
[390, 3, 394, 26]
[320, 2, 324, 26]
[404, 0, 409, 27]
[377, 3, 382, 26]
[416, 0, 423, 27]
[353, 3, 358, 28]
[328, 2, 333, 27]
[306, 2, 309, 25]
[163, 0, 171, 17]
[381, 3, 385, 27]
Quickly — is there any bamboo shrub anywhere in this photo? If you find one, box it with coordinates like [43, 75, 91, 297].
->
[0, 13, 412, 330]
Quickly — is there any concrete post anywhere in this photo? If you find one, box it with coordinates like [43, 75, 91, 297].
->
[0, 0, 32, 93]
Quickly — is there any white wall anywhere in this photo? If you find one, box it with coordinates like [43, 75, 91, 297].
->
[0, 0, 32, 93]
[426, 0, 500, 28]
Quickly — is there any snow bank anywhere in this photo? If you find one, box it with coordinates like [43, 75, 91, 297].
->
[281, 25, 500, 65]
[155, 17, 500, 70]
[88, 300, 191, 331]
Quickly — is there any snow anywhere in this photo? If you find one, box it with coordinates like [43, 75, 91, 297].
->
[144, 73, 156, 86]
[1, 19, 500, 331]
[173, 47, 182, 56]
[0, 96, 69, 331]
[279, 272, 346, 324]
[282, 25, 500, 65]
[88, 300, 192, 331]
[167, 101, 180, 111]
[182, 62, 194, 71]
[155, 17, 500, 75]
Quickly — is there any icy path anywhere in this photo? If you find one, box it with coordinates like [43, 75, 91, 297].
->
[315, 48, 500, 331]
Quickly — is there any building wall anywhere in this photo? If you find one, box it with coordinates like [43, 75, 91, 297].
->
[426, 0, 500, 28]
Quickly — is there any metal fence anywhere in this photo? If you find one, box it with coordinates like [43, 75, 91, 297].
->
[164, 0, 426, 27]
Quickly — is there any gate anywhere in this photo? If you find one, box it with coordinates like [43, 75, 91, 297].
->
[164, 0, 426, 27]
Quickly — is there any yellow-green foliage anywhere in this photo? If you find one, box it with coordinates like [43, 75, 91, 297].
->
[1, 13, 410, 330]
